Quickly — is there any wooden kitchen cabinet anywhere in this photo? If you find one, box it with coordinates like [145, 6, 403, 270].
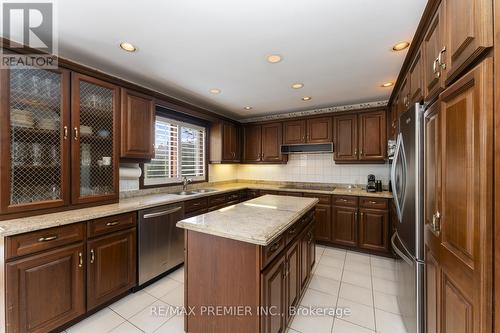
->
[6, 244, 86, 333]
[284, 240, 301, 325]
[242, 124, 262, 162]
[0, 68, 71, 215]
[398, 74, 411, 113]
[299, 224, 315, 290]
[409, 46, 424, 104]
[210, 122, 240, 163]
[331, 205, 358, 247]
[283, 117, 332, 144]
[120, 88, 155, 160]
[306, 117, 332, 143]
[334, 110, 386, 163]
[242, 122, 286, 163]
[423, 3, 446, 102]
[312, 204, 331, 243]
[87, 228, 136, 310]
[358, 111, 387, 161]
[71, 73, 120, 205]
[443, 0, 492, 82]
[358, 208, 389, 252]
[261, 255, 286, 333]
[333, 114, 358, 161]
[283, 120, 306, 144]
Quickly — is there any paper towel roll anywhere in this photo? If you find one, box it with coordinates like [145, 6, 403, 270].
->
[119, 166, 142, 179]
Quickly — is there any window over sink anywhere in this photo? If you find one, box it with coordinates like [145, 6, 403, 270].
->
[143, 115, 206, 186]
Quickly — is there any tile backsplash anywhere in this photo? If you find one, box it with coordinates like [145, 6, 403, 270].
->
[120, 154, 390, 192]
[235, 154, 390, 185]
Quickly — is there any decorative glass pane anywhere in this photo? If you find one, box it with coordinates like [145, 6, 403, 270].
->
[78, 81, 114, 197]
[9, 68, 63, 205]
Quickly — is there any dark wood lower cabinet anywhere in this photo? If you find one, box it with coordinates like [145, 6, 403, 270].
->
[313, 204, 331, 243]
[331, 206, 358, 247]
[358, 208, 389, 252]
[6, 244, 86, 333]
[261, 256, 286, 333]
[285, 241, 300, 325]
[87, 228, 137, 310]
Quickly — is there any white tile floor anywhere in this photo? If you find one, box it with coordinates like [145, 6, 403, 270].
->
[64, 245, 408, 333]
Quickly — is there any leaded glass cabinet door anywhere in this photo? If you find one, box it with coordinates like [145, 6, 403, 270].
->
[0, 68, 70, 214]
[71, 73, 119, 204]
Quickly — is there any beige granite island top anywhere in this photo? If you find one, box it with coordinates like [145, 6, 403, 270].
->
[0, 182, 391, 237]
[176, 195, 319, 246]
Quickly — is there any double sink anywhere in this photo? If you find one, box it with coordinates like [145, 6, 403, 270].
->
[173, 188, 219, 195]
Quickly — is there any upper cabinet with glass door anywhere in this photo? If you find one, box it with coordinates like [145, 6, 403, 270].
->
[0, 68, 71, 214]
[71, 73, 120, 204]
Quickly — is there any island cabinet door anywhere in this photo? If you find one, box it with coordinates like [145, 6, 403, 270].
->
[285, 240, 301, 326]
[261, 255, 286, 333]
[87, 228, 136, 310]
[6, 244, 85, 333]
[299, 226, 314, 291]
[331, 206, 358, 247]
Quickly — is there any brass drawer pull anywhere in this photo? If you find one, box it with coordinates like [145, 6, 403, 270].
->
[369, 201, 378, 204]
[288, 227, 297, 235]
[106, 221, 120, 227]
[339, 199, 348, 202]
[90, 249, 95, 264]
[78, 252, 83, 268]
[38, 235, 58, 242]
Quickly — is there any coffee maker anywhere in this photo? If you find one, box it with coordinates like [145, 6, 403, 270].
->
[366, 174, 377, 192]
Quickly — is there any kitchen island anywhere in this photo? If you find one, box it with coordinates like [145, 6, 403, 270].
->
[177, 194, 319, 333]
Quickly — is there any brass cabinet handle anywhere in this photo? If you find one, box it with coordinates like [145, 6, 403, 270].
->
[340, 199, 348, 202]
[433, 58, 441, 78]
[432, 211, 441, 233]
[369, 200, 378, 204]
[78, 252, 83, 268]
[73, 127, 79, 140]
[438, 47, 446, 70]
[360, 150, 364, 156]
[90, 249, 95, 264]
[63, 126, 68, 140]
[38, 235, 58, 242]
[288, 227, 297, 235]
[354, 149, 358, 156]
[106, 221, 120, 227]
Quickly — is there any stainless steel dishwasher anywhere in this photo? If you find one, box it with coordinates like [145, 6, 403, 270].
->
[138, 203, 185, 286]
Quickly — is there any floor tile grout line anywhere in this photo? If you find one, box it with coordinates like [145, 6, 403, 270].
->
[330, 250, 347, 333]
[369, 257, 378, 333]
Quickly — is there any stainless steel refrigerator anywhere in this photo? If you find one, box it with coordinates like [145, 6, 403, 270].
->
[390, 103, 424, 333]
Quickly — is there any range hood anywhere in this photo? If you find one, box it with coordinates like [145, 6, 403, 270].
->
[280, 143, 333, 154]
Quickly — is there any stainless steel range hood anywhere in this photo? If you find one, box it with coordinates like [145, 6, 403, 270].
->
[280, 143, 333, 154]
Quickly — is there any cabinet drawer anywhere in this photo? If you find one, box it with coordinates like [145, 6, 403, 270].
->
[208, 194, 227, 207]
[333, 195, 358, 207]
[247, 189, 260, 198]
[184, 208, 208, 218]
[88, 213, 136, 238]
[260, 190, 278, 195]
[303, 193, 331, 205]
[6, 223, 85, 260]
[261, 235, 285, 269]
[279, 191, 303, 197]
[185, 197, 208, 213]
[359, 197, 388, 210]
[226, 191, 240, 203]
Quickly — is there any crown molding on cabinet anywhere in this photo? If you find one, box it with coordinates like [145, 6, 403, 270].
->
[239, 100, 388, 123]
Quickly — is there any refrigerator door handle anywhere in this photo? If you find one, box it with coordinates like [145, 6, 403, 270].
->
[391, 232, 413, 266]
[391, 133, 405, 221]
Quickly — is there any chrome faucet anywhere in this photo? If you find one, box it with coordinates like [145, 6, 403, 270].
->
[182, 176, 192, 191]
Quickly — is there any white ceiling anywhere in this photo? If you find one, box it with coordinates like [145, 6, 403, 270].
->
[56, 0, 426, 120]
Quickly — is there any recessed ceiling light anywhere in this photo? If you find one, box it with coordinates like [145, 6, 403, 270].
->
[244, 106, 253, 110]
[120, 42, 136, 52]
[302, 96, 312, 101]
[267, 54, 282, 63]
[381, 82, 394, 87]
[392, 41, 410, 51]
[291, 83, 304, 89]
[209, 88, 221, 94]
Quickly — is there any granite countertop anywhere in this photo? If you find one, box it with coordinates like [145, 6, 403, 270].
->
[0, 182, 392, 237]
[176, 195, 319, 246]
